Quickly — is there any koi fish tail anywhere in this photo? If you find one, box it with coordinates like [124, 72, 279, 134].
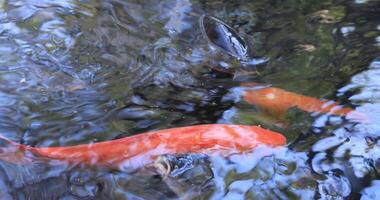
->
[0, 135, 30, 164]
[0, 135, 20, 148]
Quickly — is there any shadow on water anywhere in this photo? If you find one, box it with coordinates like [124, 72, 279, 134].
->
[0, 0, 380, 199]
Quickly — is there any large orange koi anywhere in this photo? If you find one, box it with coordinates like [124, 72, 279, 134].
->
[0, 124, 286, 170]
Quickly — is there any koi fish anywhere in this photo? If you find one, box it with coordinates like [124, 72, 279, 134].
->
[0, 124, 286, 170]
[241, 84, 367, 121]
[199, 13, 363, 121]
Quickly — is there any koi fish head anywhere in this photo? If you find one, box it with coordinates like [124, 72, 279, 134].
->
[198, 124, 286, 153]
[226, 125, 287, 149]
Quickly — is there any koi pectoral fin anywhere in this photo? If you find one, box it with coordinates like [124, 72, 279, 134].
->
[154, 153, 215, 199]
[154, 154, 212, 179]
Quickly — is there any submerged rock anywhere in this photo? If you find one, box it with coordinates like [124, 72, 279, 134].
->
[200, 15, 248, 60]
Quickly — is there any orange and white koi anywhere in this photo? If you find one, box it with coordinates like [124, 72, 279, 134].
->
[0, 124, 286, 170]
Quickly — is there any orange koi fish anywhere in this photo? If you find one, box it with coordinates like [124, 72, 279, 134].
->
[241, 84, 366, 121]
[0, 124, 286, 170]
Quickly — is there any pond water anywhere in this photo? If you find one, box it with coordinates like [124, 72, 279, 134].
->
[0, 0, 380, 199]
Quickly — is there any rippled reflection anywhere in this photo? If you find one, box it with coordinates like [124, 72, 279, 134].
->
[0, 0, 380, 199]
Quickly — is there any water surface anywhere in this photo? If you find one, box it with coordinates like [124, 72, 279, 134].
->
[0, 0, 380, 199]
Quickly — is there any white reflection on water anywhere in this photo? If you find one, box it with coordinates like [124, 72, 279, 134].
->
[340, 26, 356, 37]
[339, 60, 380, 125]
[355, 0, 369, 4]
[361, 180, 380, 200]
[311, 59, 380, 196]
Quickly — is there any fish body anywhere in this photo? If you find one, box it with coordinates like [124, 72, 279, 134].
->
[242, 85, 362, 119]
[1, 124, 286, 170]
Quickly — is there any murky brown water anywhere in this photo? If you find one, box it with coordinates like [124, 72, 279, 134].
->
[0, 0, 380, 199]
